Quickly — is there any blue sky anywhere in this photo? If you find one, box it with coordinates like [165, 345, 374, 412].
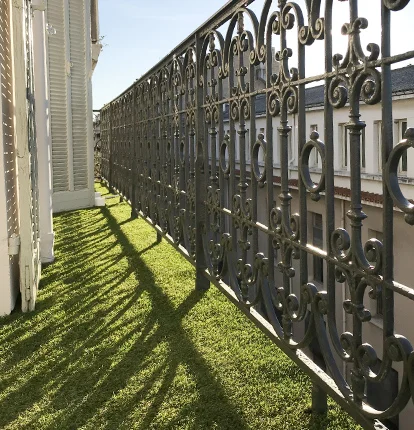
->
[92, 0, 414, 110]
[92, 0, 228, 109]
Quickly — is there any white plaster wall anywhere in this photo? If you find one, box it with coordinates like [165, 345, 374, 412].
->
[249, 96, 414, 201]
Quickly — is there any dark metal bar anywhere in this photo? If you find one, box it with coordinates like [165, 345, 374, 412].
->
[195, 33, 210, 291]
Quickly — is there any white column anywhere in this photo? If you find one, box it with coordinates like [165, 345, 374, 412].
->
[33, 0, 54, 263]
[85, 0, 95, 205]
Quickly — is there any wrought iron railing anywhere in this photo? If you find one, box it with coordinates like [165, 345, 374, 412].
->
[100, 1, 414, 428]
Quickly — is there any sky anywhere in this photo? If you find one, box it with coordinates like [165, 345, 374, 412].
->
[92, 0, 414, 110]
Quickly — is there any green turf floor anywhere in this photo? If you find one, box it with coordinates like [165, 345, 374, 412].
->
[0, 184, 361, 429]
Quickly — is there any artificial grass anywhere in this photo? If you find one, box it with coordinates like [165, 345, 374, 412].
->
[0, 183, 362, 429]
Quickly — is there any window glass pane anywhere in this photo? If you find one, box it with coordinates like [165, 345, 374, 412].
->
[402, 121, 408, 171]
[310, 125, 318, 165]
[312, 213, 323, 283]
[361, 128, 366, 169]
[340, 125, 348, 168]
[377, 121, 382, 172]
[396, 120, 408, 172]
[402, 121, 407, 137]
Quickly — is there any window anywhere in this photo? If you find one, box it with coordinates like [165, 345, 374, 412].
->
[223, 103, 229, 117]
[245, 129, 250, 162]
[273, 129, 279, 166]
[256, 65, 265, 81]
[310, 124, 319, 167]
[340, 124, 365, 170]
[258, 128, 265, 165]
[395, 119, 408, 173]
[361, 127, 366, 170]
[312, 213, 323, 283]
[340, 124, 348, 169]
[288, 130, 294, 164]
[375, 120, 382, 172]
[368, 229, 384, 316]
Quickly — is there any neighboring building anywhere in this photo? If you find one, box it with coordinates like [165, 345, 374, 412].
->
[0, 0, 101, 316]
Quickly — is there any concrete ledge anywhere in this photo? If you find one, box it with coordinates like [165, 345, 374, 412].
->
[52, 189, 94, 213]
[40, 231, 55, 264]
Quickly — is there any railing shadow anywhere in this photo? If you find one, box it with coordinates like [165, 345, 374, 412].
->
[0, 199, 250, 430]
[83, 204, 250, 430]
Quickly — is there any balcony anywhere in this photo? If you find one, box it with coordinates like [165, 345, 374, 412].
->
[2, 0, 414, 429]
[0, 184, 360, 429]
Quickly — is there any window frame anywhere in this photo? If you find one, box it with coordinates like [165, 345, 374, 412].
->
[375, 120, 382, 173]
[339, 123, 348, 169]
[310, 124, 319, 168]
[311, 212, 324, 284]
[395, 119, 408, 174]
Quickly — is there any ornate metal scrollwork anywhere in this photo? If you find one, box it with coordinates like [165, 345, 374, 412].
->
[100, 0, 414, 427]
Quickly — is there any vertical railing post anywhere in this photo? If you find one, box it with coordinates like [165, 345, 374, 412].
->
[108, 102, 113, 191]
[194, 33, 210, 292]
[131, 87, 138, 219]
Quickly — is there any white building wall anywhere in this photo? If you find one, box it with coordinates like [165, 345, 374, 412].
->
[250, 96, 414, 202]
[0, 0, 99, 314]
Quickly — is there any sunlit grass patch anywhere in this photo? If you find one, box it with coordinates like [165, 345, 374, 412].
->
[0, 183, 361, 429]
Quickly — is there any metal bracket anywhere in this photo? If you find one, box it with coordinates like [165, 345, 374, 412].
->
[8, 234, 21, 256]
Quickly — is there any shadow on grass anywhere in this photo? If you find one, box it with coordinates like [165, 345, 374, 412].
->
[0, 200, 249, 429]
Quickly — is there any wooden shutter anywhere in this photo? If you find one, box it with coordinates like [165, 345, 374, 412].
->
[47, 0, 70, 192]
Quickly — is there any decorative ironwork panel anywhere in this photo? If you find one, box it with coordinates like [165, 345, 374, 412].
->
[100, 1, 414, 427]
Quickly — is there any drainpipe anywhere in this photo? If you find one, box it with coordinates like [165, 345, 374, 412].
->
[32, 0, 55, 263]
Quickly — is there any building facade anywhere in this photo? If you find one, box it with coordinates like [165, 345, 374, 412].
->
[0, 0, 100, 316]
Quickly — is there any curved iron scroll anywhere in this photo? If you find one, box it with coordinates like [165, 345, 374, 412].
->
[100, 1, 414, 428]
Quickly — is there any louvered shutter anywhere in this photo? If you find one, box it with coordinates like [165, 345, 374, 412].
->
[47, 0, 70, 192]
[0, 0, 19, 238]
[69, 0, 88, 190]
[0, 0, 20, 315]
[46, 0, 91, 195]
